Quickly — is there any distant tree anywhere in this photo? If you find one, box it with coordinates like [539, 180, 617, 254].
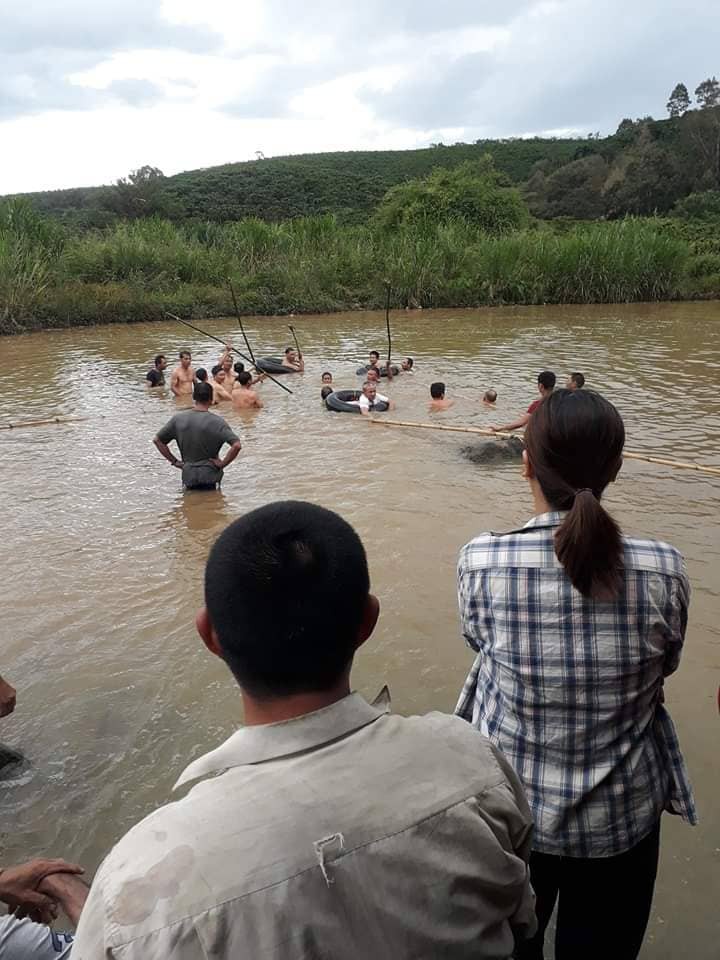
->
[685, 106, 720, 189]
[667, 83, 691, 118]
[528, 154, 608, 220]
[695, 77, 720, 109]
[374, 156, 529, 234]
[100, 166, 170, 219]
[672, 189, 720, 219]
[603, 127, 688, 216]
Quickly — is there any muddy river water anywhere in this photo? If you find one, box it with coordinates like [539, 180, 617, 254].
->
[0, 302, 718, 957]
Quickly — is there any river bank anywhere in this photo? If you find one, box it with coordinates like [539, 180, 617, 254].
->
[3, 206, 720, 335]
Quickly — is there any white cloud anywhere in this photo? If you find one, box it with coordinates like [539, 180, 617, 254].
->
[1, 0, 719, 194]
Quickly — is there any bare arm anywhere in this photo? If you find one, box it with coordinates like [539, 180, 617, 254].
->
[153, 437, 183, 469]
[170, 368, 182, 397]
[210, 440, 242, 470]
[0, 675, 16, 717]
[490, 413, 529, 433]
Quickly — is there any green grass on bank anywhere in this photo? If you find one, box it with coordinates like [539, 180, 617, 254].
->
[2, 212, 708, 334]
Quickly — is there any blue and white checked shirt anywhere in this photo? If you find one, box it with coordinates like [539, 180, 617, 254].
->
[456, 511, 697, 858]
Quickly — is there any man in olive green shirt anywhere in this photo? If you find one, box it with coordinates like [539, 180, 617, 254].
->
[73, 502, 536, 959]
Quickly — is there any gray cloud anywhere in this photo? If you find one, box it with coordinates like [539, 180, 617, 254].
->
[0, 1, 219, 122]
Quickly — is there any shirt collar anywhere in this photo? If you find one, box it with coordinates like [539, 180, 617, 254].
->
[522, 511, 566, 529]
[174, 688, 391, 790]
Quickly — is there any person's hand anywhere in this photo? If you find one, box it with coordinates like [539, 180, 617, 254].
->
[488, 426, 498, 433]
[38, 872, 89, 927]
[209, 458, 224, 469]
[0, 678, 16, 717]
[0, 859, 84, 924]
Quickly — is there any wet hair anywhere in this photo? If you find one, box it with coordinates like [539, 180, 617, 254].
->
[538, 371, 556, 390]
[321, 386, 333, 400]
[404, 357, 414, 369]
[284, 346, 295, 356]
[195, 368, 208, 382]
[211, 364, 223, 376]
[154, 354, 165, 368]
[484, 389, 497, 402]
[237, 371, 252, 386]
[179, 350, 192, 360]
[430, 382, 445, 399]
[570, 372, 585, 388]
[321, 371, 332, 381]
[234, 361, 245, 375]
[205, 501, 370, 698]
[193, 381, 213, 404]
[524, 389, 625, 600]
[369, 351, 380, 361]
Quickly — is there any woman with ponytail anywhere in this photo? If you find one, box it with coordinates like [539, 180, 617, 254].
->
[456, 389, 696, 960]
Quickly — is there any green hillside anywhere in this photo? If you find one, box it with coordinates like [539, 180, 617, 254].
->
[10, 138, 590, 226]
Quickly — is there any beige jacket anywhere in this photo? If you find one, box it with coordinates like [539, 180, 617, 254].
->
[73, 690, 536, 959]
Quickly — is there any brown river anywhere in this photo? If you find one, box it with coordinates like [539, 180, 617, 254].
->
[1, 302, 718, 957]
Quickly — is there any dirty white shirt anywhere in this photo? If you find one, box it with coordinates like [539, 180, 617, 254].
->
[72, 690, 536, 960]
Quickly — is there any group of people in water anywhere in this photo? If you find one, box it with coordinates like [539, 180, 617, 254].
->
[1, 377, 695, 960]
[145, 342, 589, 490]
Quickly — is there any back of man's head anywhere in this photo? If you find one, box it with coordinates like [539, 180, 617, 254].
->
[194, 381, 213, 404]
[205, 501, 371, 699]
[430, 382, 445, 399]
[195, 368, 208, 382]
[538, 370, 556, 391]
[237, 371, 252, 386]
[211, 364, 222, 377]
[484, 389, 497, 402]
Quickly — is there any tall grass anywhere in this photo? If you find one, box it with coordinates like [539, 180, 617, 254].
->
[0, 203, 698, 333]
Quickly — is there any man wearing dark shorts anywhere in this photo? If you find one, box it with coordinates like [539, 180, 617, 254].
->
[153, 382, 242, 490]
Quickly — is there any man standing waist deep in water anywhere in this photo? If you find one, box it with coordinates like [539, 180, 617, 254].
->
[153, 382, 242, 490]
[170, 350, 195, 398]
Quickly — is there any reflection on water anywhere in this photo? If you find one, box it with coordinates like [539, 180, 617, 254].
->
[0, 303, 718, 959]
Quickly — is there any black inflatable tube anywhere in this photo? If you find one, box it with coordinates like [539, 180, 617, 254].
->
[256, 356, 298, 374]
[356, 364, 399, 377]
[325, 390, 390, 414]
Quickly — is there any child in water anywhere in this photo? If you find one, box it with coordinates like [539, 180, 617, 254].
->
[483, 389, 497, 408]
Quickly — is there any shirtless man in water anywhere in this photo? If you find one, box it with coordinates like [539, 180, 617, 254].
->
[232, 371, 264, 410]
[283, 346, 304, 372]
[429, 382, 454, 411]
[170, 351, 195, 398]
[211, 366, 234, 403]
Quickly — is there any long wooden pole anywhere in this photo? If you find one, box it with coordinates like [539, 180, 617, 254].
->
[165, 312, 293, 395]
[227, 279, 256, 365]
[367, 417, 720, 477]
[0, 416, 91, 431]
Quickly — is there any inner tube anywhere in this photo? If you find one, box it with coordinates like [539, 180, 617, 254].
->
[256, 357, 298, 375]
[356, 365, 400, 378]
[325, 390, 390, 414]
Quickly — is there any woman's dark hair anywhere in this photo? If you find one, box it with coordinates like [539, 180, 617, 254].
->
[524, 389, 625, 600]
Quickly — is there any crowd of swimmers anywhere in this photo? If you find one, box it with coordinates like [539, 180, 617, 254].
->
[0, 380, 697, 959]
[144, 344, 589, 490]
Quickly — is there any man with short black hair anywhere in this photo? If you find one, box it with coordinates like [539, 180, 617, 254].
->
[232, 371, 263, 410]
[210, 365, 233, 403]
[429, 382, 454, 411]
[73, 501, 536, 959]
[146, 354, 167, 387]
[283, 346, 304, 372]
[153, 382, 242, 490]
[401, 357, 414, 371]
[170, 350, 195, 398]
[490, 371, 556, 433]
[567, 372, 585, 390]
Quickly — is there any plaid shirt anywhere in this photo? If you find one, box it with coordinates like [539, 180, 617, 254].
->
[456, 512, 697, 858]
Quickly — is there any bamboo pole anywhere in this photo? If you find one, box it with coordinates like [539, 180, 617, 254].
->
[367, 417, 720, 477]
[0, 416, 91, 431]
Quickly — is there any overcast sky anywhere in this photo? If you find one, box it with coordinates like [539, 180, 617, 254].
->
[1, 0, 717, 194]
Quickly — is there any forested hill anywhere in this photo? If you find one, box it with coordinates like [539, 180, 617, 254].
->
[9, 94, 720, 225]
[9, 137, 589, 225]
